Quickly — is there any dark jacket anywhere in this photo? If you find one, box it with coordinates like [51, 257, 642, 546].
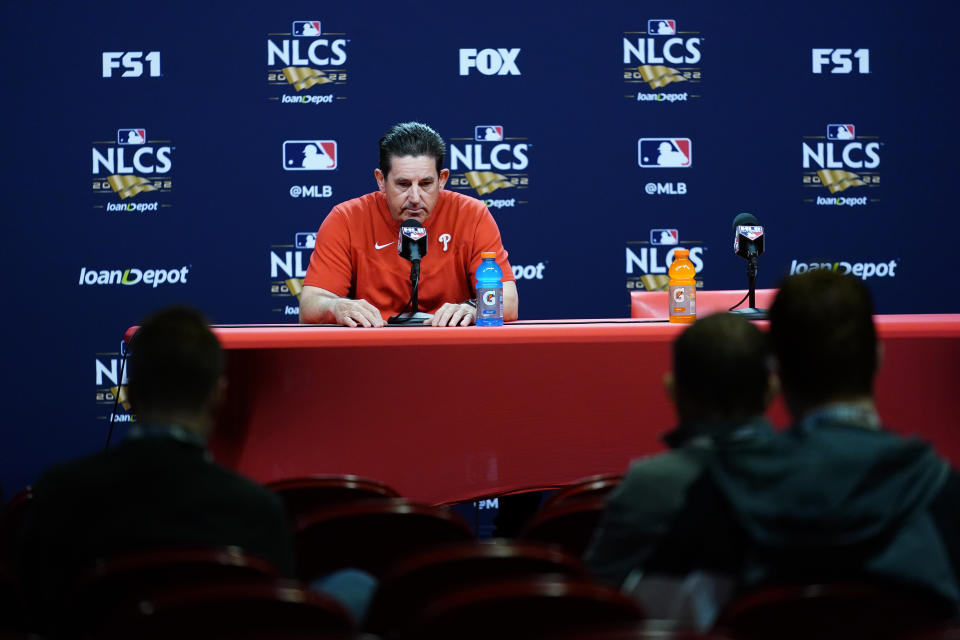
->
[584, 417, 775, 586]
[699, 414, 960, 606]
[18, 429, 294, 612]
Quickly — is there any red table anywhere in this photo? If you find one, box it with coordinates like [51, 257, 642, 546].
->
[200, 316, 960, 505]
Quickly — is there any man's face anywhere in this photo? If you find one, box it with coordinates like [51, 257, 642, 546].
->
[375, 155, 450, 223]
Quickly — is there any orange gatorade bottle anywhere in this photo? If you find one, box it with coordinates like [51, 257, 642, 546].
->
[668, 249, 696, 323]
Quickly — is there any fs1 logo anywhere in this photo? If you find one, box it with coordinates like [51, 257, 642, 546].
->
[459, 48, 521, 76]
[92, 128, 173, 206]
[270, 233, 313, 317]
[267, 19, 348, 99]
[283, 141, 337, 170]
[638, 138, 692, 168]
[102, 51, 161, 78]
[448, 125, 530, 203]
[623, 19, 702, 101]
[802, 124, 881, 200]
[626, 230, 706, 291]
[812, 48, 870, 74]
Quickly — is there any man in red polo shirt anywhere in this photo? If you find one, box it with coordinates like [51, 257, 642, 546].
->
[299, 122, 519, 327]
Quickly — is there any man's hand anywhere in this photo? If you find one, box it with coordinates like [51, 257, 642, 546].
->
[428, 302, 476, 327]
[332, 298, 385, 327]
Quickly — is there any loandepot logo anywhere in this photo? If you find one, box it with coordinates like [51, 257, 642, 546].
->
[448, 125, 530, 205]
[789, 259, 897, 280]
[802, 123, 881, 203]
[92, 128, 173, 211]
[78, 266, 189, 287]
[623, 18, 702, 102]
[270, 233, 313, 318]
[266, 19, 349, 104]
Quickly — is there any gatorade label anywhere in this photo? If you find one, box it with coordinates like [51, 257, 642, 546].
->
[476, 287, 503, 321]
[669, 284, 696, 317]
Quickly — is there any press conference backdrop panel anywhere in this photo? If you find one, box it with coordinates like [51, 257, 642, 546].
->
[2, 1, 957, 493]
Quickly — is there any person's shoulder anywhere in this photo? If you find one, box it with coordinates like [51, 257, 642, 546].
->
[622, 449, 705, 487]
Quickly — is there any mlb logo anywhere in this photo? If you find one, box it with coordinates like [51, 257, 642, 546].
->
[292, 21, 321, 36]
[283, 140, 338, 171]
[648, 19, 677, 35]
[401, 226, 426, 241]
[650, 229, 679, 245]
[475, 126, 504, 141]
[638, 138, 692, 168]
[827, 124, 855, 140]
[295, 232, 316, 249]
[117, 129, 146, 145]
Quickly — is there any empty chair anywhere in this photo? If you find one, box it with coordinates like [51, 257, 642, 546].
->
[66, 546, 280, 633]
[541, 474, 623, 510]
[365, 539, 590, 636]
[294, 498, 474, 581]
[100, 581, 355, 640]
[519, 496, 607, 557]
[630, 289, 778, 320]
[266, 475, 400, 524]
[716, 581, 956, 640]
[407, 575, 644, 639]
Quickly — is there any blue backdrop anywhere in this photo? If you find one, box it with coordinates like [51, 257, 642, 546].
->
[2, 0, 958, 495]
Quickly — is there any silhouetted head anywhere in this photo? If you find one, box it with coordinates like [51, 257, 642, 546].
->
[127, 306, 224, 434]
[769, 270, 878, 417]
[669, 312, 772, 424]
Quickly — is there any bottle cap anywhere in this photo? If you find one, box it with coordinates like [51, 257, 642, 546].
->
[481, 251, 496, 259]
[673, 249, 690, 258]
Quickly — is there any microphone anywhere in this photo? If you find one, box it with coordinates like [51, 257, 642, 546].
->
[399, 219, 428, 262]
[388, 219, 432, 325]
[729, 213, 767, 318]
[732, 213, 764, 260]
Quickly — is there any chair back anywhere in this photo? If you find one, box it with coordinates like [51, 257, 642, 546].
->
[519, 496, 607, 557]
[542, 473, 622, 510]
[366, 539, 589, 635]
[68, 546, 280, 632]
[408, 576, 643, 639]
[630, 289, 778, 320]
[716, 581, 956, 640]
[266, 475, 400, 523]
[100, 580, 355, 639]
[294, 498, 474, 581]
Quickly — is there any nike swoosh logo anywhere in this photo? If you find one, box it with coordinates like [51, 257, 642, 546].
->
[375, 242, 394, 250]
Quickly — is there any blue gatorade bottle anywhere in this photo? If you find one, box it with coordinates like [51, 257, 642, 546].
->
[475, 251, 504, 327]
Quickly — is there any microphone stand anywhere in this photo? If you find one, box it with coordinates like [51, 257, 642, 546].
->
[388, 259, 433, 325]
[730, 252, 767, 319]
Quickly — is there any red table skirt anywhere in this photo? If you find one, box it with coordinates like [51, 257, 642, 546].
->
[196, 315, 960, 505]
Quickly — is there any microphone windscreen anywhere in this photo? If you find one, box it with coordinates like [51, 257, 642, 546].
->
[733, 213, 759, 231]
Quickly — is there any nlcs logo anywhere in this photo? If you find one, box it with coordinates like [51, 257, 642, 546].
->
[449, 125, 531, 197]
[802, 123, 881, 195]
[459, 48, 521, 76]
